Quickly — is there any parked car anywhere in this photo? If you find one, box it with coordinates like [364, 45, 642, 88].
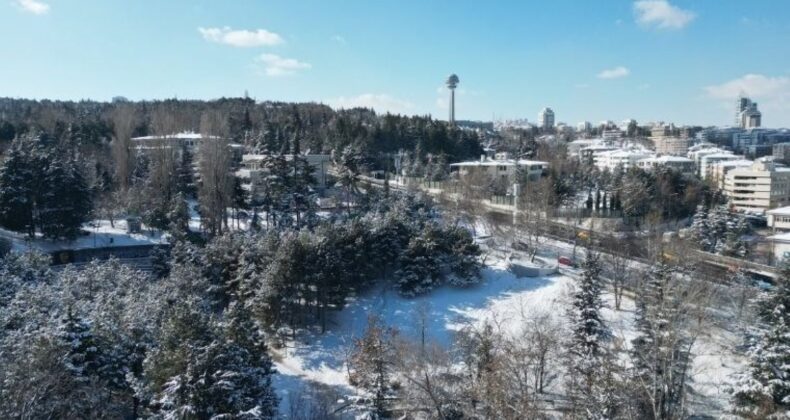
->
[558, 256, 576, 267]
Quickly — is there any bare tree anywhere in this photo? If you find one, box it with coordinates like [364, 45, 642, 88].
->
[110, 105, 136, 191]
[601, 237, 632, 311]
[198, 111, 232, 236]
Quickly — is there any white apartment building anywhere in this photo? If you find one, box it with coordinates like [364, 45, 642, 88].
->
[699, 153, 743, 180]
[602, 129, 623, 142]
[723, 158, 790, 214]
[653, 137, 692, 156]
[767, 206, 790, 231]
[595, 149, 654, 172]
[450, 155, 548, 183]
[710, 159, 754, 188]
[581, 145, 619, 166]
[637, 156, 695, 174]
[239, 154, 332, 203]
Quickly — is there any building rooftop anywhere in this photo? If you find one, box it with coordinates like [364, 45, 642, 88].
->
[450, 159, 549, 167]
[132, 131, 220, 141]
[767, 206, 790, 217]
[640, 156, 694, 163]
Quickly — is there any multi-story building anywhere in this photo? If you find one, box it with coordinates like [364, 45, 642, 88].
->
[767, 206, 790, 231]
[580, 144, 618, 166]
[723, 158, 790, 214]
[602, 129, 623, 142]
[132, 131, 244, 162]
[774, 142, 790, 164]
[699, 152, 743, 180]
[539, 107, 555, 129]
[710, 159, 754, 188]
[239, 153, 332, 203]
[637, 156, 695, 174]
[450, 155, 548, 184]
[576, 121, 592, 133]
[736, 96, 762, 129]
[594, 148, 654, 172]
[653, 137, 692, 156]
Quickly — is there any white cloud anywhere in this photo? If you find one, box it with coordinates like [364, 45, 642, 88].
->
[705, 74, 790, 99]
[255, 54, 311, 76]
[327, 94, 414, 115]
[331, 35, 347, 44]
[198, 27, 284, 47]
[597, 66, 630, 79]
[15, 0, 49, 14]
[633, 0, 695, 30]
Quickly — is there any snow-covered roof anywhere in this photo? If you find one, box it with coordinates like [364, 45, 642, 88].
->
[767, 206, 790, 217]
[700, 153, 739, 160]
[640, 156, 694, 163]
[768, 232, 790, 242]
[450, 159, 549, 167]
[713, 159, 753, 168]
[132, 131, 220, 141]
[600, 149, 653, 158]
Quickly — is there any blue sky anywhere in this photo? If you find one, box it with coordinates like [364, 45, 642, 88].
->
[2, 0, 790, 127]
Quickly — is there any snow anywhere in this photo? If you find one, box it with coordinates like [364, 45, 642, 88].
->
[271, 250, 747, 418]
[0, 219, 167, 253]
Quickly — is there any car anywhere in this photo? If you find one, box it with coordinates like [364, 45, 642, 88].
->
[558, 256, 576, 267]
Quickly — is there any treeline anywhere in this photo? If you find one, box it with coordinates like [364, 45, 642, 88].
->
[0, 191, 482, 418]
[0, 97, 483, 166]
[0, 132, 94, 239]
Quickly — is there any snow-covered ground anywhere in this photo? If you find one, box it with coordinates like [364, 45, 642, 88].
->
[0, 219, 167, 253]
[270, 253, 747, 418]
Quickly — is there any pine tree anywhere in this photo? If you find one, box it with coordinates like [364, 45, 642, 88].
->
[566, 252, 619, 418]
[349, 315, 395, 418]
[630, 261, 692, 420]
[148, 301, 277, 419]
[734, 262, 790, 417]
[167, 192, 190, 241]
[58, 308, 102, 380]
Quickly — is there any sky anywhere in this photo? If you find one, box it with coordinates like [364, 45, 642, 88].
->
[1, 0, 790, 127]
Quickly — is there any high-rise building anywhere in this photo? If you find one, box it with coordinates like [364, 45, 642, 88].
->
[736, 96, 762, 128]
[539, 107, 555, 129]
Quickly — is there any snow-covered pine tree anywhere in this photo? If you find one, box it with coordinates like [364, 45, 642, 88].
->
[42, 152, 92, 240]
[733, 261, 790, 417]
[689, 204, 712, 251]
[58, 307, 102, 380]
[348, 315, 396, 419]
[167, 191, 190, 241]
[0, 137, 39, 235]
[395, 232, 439, 296]
[565, 251, 619, 418]
[630, 261, 692, 420]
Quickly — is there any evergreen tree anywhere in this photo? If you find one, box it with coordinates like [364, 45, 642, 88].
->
[167, 192, 190, 241]
[58, 308, 102, 380]
[39, 153, 93, 239]
[566, 252, 619, 418]
[630, 261, 692, 420]
[734, 262, 790, 417]
[349, 315, 396, 418]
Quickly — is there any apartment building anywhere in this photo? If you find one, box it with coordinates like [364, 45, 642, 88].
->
[637, 156, 695, 174]
[723, 158, 790, 214]
[652, 137, 692, 156]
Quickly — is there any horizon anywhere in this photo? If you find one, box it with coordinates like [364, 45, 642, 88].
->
[1, 0, 790, 127]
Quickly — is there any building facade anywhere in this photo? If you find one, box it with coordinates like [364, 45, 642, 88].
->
[539, 107, 555, 129]
[653, 137, 692, 156]
[723, 159, 790, 214]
